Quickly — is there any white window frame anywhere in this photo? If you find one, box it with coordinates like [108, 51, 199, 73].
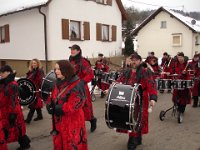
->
[70, 20, 81, 40]
[102, 24, 109, 41]
[172, 33, 182, 47]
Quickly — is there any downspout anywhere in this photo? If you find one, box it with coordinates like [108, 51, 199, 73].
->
[38, 7, 48, 74]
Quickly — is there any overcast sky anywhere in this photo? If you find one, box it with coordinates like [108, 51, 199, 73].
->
[121, 0, 200, 12]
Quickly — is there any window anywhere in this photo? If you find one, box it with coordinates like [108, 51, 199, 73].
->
[172, 33, 182, 46]
[161, 21, 167, 29]
[195, 36, 199, 45]
[70, 21, 81, 40]
[0, 24, 10, 43]
[61, 19, 90, 41]
[96, 23, 117, 42]
[102, 25, 109, 41]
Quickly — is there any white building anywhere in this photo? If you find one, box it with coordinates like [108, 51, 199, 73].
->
[132, 7, 200, 59]
[0, 0, 126, 74]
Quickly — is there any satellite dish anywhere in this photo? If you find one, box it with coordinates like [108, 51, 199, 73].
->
[191, 19, 196, 25]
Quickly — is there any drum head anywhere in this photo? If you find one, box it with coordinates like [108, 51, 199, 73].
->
[17, 78, 36, 106]
[40, 71, 56, 101]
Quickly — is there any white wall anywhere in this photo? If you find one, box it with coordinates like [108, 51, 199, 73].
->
[0, 9, 45, 60]
[137, 11, 195, 59]
[46, 0, 123, 60]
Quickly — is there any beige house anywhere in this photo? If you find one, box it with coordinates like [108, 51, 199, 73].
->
[132, 7, 200, 59]
[0, 0, 126, 75]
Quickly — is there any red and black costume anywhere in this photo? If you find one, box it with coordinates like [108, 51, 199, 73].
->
[116, 62, 157, 150]
[69, 51, 97, 132]
[95, 58, 110, 97]
[189, 55, 200, 107]
[170, 57, 192, 115]
[46, 75, 88, 150]
[0, 69, 30, 150]
[25, 67, 45, 123]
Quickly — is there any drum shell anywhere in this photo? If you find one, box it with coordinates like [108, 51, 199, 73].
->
[40, 71, 56, 101]
[155, 79, 172, 90]
[105, 83, 142, 131]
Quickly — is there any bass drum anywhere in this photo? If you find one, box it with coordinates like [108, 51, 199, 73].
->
[105, 83, 143, 131]
[17, 78, 36, 106]
[40, 71, 56, 101]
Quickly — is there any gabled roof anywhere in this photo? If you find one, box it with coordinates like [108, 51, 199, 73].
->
[0, 0, 127, 20]
[0, 0, 51, 17]
[132, 7, 200, 35]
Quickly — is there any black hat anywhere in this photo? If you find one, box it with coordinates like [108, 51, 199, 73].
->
[98, 53, 103, 57]
[0, 65, 13, 73]
[163, 52, 168, 56]
[177, 52, 184, 57]
[130, 53, 142, 60]
[68, 44, 81, 51]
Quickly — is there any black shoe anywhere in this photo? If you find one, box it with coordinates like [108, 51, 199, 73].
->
[25, 120, 30, 124]
[90, 117, 97, 132]
[100, 91, 105, 98]
[127, 137, 137, 150]
[159, 90, 164, 93]
[16, 144, 30, 150]
[33, 116, 43, 121]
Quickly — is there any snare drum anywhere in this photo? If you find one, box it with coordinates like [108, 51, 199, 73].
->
[155, 79, 172, 90]
[105, 83, 143, 131]
[173, 79, 186, 90]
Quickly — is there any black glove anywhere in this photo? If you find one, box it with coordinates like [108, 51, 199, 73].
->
[54, 104, 64, 116]
[80, 80, 85, 85]
[46, 102, 54, 115]
[8, 113, 17, 126]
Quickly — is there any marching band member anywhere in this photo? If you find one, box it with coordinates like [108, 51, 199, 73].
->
[148, 56, 161, 80]
[170, 52, 192, 123]
[69, 44, 97, 132]
[46, 60, 88, 150]
[25, 59, 45, 124]
[189, 53, 200, 107]
[0, 65, 31, 150]
[116, 53, 157, 150]
[95, 53, 110, 98]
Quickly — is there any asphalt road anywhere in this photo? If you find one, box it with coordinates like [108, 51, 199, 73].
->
[8, 91, 200, 150]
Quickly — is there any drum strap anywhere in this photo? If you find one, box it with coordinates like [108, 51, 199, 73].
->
[56, 76, 79, 103]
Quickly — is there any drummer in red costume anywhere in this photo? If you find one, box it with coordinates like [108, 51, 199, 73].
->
[69, 44, 97, 132]
[0, 65, 31, 150]
[95, 53, 110, 98]
[25, 58, 45, 124]
[188, 53, 200, 107]
[116, 53, 157, 150]
[170, 52, 192, 123]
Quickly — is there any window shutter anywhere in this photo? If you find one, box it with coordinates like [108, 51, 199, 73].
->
[84, 22, 90, 40]
[62, 19, 69, 39]
[96, 23, 102, 41]
[112, 25, 117, 41]
[107, 0, 112, 6]
[4, 24, 10, 42]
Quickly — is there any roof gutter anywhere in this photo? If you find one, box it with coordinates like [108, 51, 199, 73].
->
[38, 7, 48, 74]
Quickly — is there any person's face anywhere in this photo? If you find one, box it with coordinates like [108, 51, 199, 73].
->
[98, 56, 103, 61]
[70, 49, 80, 57]
[130, 58, 141, 69]
[54, 63, 65, 80]
[163, 55, 168, 59]
[0, 71, 10, 79]
[31, 60, 38, 69]
[193, 56, 199, 62]
[177, 55, 184, 64]
[150, 59, 156, 65]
